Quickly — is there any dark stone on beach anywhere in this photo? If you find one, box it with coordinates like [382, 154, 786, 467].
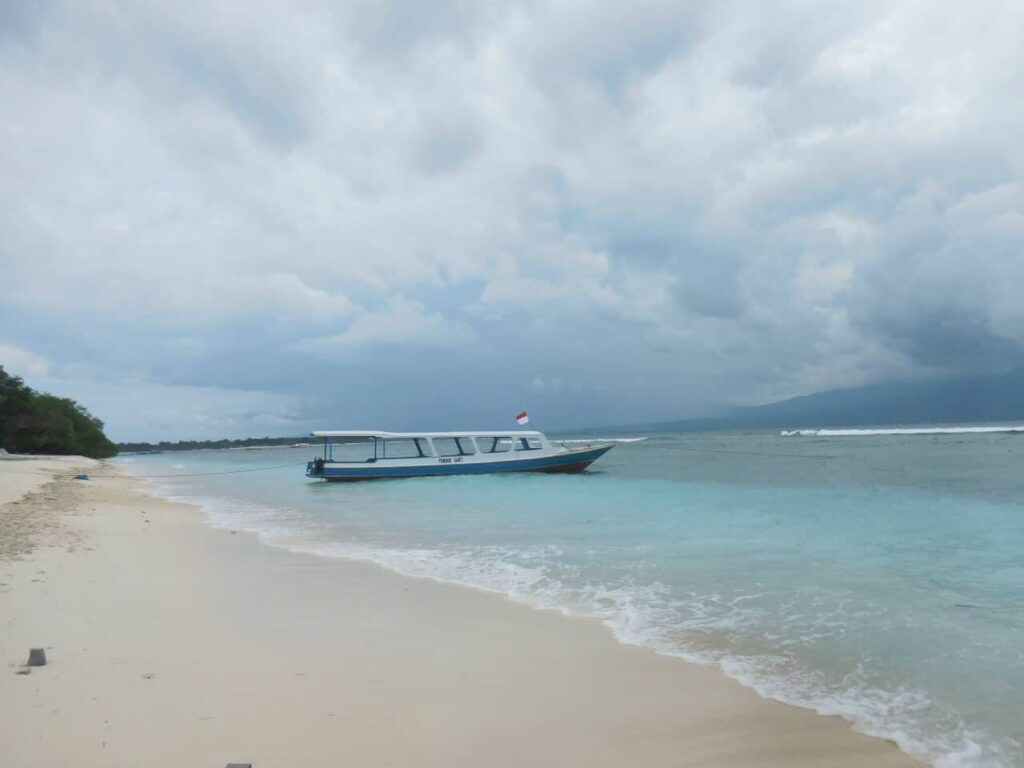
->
[225, 764, 253, 767]
[27, 648, 47, 666]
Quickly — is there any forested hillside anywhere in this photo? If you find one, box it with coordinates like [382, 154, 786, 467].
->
[0, 366, 117, 458]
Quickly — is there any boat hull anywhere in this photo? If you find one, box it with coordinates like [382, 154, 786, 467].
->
[307, 444, 613, 481]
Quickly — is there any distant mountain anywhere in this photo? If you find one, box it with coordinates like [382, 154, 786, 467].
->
[647, 367, 1024, 432]
[118, 368, 1024, 448]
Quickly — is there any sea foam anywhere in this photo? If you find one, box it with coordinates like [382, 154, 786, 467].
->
[781, 426, 1024, 437]
[130, 434, 1024, 768]
[145, 485, 1007, 767]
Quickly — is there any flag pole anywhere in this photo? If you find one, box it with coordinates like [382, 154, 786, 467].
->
[514, 409, 531, 431]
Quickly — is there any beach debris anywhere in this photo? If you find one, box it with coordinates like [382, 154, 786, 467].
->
[28, 648, 47, 666]
[74, 474, 89, 481]
[15, 667, 31, 675]
[142, 672, 155, 679]
[225, 764, 253, 767]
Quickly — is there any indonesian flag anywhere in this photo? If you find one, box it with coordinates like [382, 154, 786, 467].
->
[515, 410, 530, 425]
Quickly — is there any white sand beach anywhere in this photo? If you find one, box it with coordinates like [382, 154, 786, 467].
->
[0, 457, 921, 767]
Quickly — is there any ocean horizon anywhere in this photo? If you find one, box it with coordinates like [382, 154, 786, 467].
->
[120, 426, 1024, 768]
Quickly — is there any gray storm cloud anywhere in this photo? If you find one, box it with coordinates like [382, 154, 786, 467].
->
[1, 0, 1022, 440]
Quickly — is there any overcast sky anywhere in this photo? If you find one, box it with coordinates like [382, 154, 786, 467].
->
[2, 0, 1023, 441]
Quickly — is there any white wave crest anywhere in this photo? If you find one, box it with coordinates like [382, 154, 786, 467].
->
[283, 539, 1007, 767]
[139, 480, 1012, 768]
[781, 426, 1024, 437]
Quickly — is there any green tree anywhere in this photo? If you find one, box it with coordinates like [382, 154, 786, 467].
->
[0, 366, 117, 458]
[0, 367, 33, 446]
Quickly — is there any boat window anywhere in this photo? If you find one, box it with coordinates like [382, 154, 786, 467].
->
[456, 437, 476, 455]
[330, 440, 375, 462]
[476, 436, 513, 453]
[381, 439, 422, 459]
[514, 437, 542, 451]
[432, 437, 462, 457]
[414, 438, 433, 457]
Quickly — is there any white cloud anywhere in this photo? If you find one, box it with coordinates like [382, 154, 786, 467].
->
[1, 0, 1023, 435]
[27, 375, 306, 443]
[528, 375, 563, 394]
[0, 342, 51, 377]
[297, 296, 476, 357]
[262, 272, 354, 321]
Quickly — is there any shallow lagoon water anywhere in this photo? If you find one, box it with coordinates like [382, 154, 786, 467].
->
[123, 429, 1024, 767]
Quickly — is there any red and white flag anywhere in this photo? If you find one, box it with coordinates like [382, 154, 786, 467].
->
[515, 410, 530, 425]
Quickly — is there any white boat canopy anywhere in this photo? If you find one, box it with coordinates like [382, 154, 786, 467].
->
[312, 430, 544, 439]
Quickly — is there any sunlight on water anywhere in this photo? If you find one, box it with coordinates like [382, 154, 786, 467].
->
[123, 430, 1024, 767]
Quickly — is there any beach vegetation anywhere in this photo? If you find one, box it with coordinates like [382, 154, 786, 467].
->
[0, 366, 118, 458]
[116, 435, 325, 453]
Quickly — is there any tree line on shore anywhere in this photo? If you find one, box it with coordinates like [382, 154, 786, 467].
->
[0, 366, 118, 459]
[116, 436, 321, 453]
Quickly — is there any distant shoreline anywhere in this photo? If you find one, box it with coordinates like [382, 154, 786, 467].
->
[116, 436, 325, 454]
[117, 419, 1024, 453]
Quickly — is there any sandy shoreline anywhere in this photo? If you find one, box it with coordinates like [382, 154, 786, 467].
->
[0, 457, 921, 767]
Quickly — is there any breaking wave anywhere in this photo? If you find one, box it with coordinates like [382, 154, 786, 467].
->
[142, 482, 1011, 768]
[781, 426, 1024, 437]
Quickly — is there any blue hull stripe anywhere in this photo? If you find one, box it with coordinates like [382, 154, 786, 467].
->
[308, 445, 612, 481]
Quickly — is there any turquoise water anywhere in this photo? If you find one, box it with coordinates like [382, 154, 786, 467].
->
[121, 430, 1024, 767]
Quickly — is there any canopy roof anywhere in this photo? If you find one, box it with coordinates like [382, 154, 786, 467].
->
[312, 430, 544, 440]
